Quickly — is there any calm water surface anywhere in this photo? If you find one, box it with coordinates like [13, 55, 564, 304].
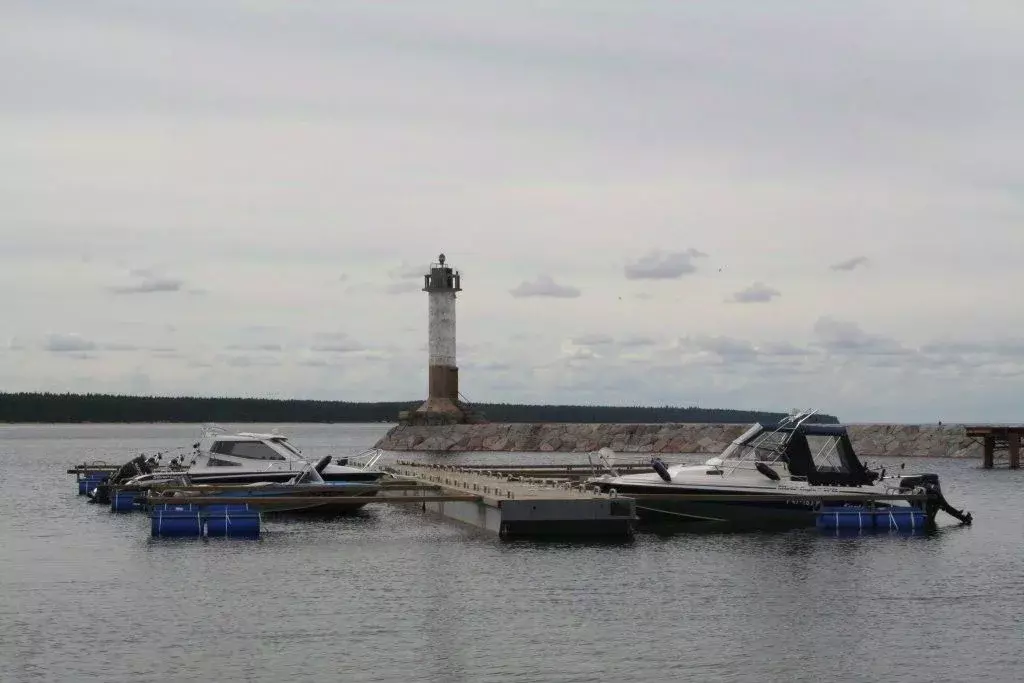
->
[1, 423, 1022, 683]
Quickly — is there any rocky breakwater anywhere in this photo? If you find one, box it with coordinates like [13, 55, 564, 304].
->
[374, 422, 984, 458]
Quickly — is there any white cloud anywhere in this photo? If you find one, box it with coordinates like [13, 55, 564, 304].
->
[108, 268, 185, 294]
[509, 275, 581, 298]
[388, 262, 426, 280]
[43, 333, 96, 353]
[678, 334, 757, 360]
[571, 333, 614, 346]
[830, 256, 869, 271]
[624, 249, 707, 280]
[384, 281, 420, 295]
[729, 282, 781, 303]
[812, 317, 911, 356]
[309, 342, 367, 353]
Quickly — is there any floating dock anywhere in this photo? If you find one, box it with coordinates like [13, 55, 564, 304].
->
[385, 461, 637, 539]
[68, 457, 955, 541]
[964, 425, 1022, 469]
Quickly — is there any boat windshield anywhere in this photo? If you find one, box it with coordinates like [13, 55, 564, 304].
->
[805, 434, 847, 472]
[724, 427, 791, 464]
[210, 440, 286, 461]
[270, 437, 301, 455]
[720, 424, 763, 460]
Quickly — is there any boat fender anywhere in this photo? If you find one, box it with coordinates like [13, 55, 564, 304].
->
[652, 458, 672, 482]
[755, 462, 781, 481]
[314, 455, 332, 473]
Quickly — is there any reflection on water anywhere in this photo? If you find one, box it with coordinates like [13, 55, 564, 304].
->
[0, 423, 1021, 683]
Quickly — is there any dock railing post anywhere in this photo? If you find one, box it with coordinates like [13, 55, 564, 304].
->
[983, 436, 995, 469]
[1009, 432, 1020, 470]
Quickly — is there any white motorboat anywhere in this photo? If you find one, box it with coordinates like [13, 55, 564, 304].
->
[587, 410, 972, 529]
[85, 427, 387, 504]
[178, 426, 386, 486]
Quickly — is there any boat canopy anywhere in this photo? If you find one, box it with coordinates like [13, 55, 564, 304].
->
[729, 411, 877, 487]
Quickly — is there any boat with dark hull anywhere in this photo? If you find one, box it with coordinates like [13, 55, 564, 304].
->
[587, 410, 973, 530]
[87, 427, 386, 506]
[112, 460, 381, 515]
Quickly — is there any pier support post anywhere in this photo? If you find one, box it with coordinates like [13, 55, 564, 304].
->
[983, 436, 995, 469]
[1009, 432, 1020, 470]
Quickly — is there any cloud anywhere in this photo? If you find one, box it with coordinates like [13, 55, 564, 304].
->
[921, 339, 1024, 357]
[570, 333, 614, 346]
[100, 343, 142, 351]
[384, 281, 420, 295]
[388, 262, 426, 280]
[678, 334, 757, 360]
[226, 343, 283, 352]
[310, 342, 367, 353]
[729, 282, 781, 303]
[830, 256, 870, 271]
[462, 360, 513, 372]
[812, 317, 911, 356]
[624, 249, 707, 280]
[222, 355, 282, 368]
[620, 336, 657, 348]
[43, 333, 97, 353]
[509, 275, 581, 298]
[109, 268, 185, 294]
[309, 334, 368, 353]
[759, 341, 813, 357]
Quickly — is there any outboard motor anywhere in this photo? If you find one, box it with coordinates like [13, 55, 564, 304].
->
[91, 455, 155, 504]
[652, 458, 672, 483]
[899, 473, 973, 525]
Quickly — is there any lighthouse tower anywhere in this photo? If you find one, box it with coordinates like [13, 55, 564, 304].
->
[414, 253, 465, 422]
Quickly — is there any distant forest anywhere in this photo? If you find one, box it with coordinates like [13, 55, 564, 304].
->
[0, 392, 839, 425]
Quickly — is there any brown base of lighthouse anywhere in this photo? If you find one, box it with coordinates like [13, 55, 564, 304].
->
[404, 365, 467, 425]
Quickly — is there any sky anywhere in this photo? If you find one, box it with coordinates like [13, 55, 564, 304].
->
[3, 1, 1024, 422]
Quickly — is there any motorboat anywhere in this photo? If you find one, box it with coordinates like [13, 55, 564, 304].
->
[85, 426, 386, 504]
[180, 426, 386, 485]
[115, 458, 382, 514]
[586, 409, 973, 530]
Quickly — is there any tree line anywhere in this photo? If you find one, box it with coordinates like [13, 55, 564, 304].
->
[0, 392, 838, 424]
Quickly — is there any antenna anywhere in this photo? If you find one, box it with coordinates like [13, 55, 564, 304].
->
[597, 447, 619, 476]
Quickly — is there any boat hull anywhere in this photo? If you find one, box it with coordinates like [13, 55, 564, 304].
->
[595, 483, 922, 530]
[146, 483, 381, 515]
[179, 470, 384, 486]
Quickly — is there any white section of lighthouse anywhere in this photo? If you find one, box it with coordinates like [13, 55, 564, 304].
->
[415, 253, 465, 421]
[427, 286, 456, 367]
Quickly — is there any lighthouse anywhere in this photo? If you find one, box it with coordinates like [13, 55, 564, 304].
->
[414, 253, 465, 422]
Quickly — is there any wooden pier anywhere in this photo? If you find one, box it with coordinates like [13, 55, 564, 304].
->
[964, 425, 1023, 469]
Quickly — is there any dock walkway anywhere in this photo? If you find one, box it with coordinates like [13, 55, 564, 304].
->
[385, 461, 637, 539]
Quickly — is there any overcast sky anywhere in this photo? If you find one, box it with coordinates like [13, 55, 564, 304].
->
[3, 1, 1023, 422]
